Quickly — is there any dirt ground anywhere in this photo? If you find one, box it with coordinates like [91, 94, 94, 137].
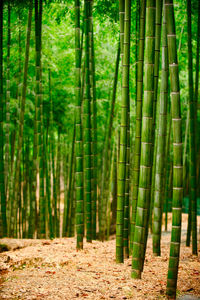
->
[0, 214, 199, 300]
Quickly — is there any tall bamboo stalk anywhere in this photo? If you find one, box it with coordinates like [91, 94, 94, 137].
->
[55, 129, 61, 237]
[123, 0, 131, 259]
[195, 0, 200, 199]
[48, 68, 55, 238]
[66, 123, 76, 237]
[75, 0, 84, 249]
[45, 128, 53, 239]
[99, 43, 120, 241]
[148, 0, 163, 232]
[131, 0, 156, 279]
[186, 0, 197, 255]
[165, 0, 183, 296]
[88, 0, 97, 240]
[130, 0, 146, 252]
[36, 0, 46, 239]
[84, 0, 92, 242]
[0, 0, 7, 237]
[152, 2, 168, 256]
[116, 0, 125, 264]
[5, 1, 11, 194]
[11, 0, 33, 237]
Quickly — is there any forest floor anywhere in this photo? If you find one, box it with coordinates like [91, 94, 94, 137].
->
[0, 214, 199, 300]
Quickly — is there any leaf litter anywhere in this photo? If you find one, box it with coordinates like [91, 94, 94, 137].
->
[0, 214, 199, 300]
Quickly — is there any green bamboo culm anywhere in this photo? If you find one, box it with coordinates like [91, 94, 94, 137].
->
[68, 141, 76, 238]
[75, 0, 84, 249]
[84, 0, 92, 243]
[47, 69, 54, 238]
[99, 42, 120, 242]
[56, 129, 61, 237]
[11, 0, 33, 237]
[22, 138, 29, 238]
[116, 0, 126, 264]
[5, 1, 11, 195]
[131, 0, 156, 279]
[62, 143, 69, 238]
[0, 0, 7, 237]
[148, 0, 163, 232]
[164, 120, 172, 232]
[88, 0, 94, 243]
[45, 128, 53, 239]
[29, 4, 39, 237]
[186, 0, 197, 256]
[130, 0, 146, 252]
[165, 0, 183, 297]
[152, 1, 169, 256]
[88, 0, 97, 240]
[141, 0, 162, 272]
[36, 0, 46, 239]
[65, 124, 76, 237]
[119, 0, 125, 62]
[31, 0, 40, 239]
[195, 0, 200, 114]
[195, 0, 200, 199]
[48, 68, 55, 238]
[123, 0, 131, 260]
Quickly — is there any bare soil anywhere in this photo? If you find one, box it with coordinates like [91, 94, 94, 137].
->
[0, 214, 199, 300]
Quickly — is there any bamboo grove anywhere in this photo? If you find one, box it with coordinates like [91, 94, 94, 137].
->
[0, 0, 200, 298]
